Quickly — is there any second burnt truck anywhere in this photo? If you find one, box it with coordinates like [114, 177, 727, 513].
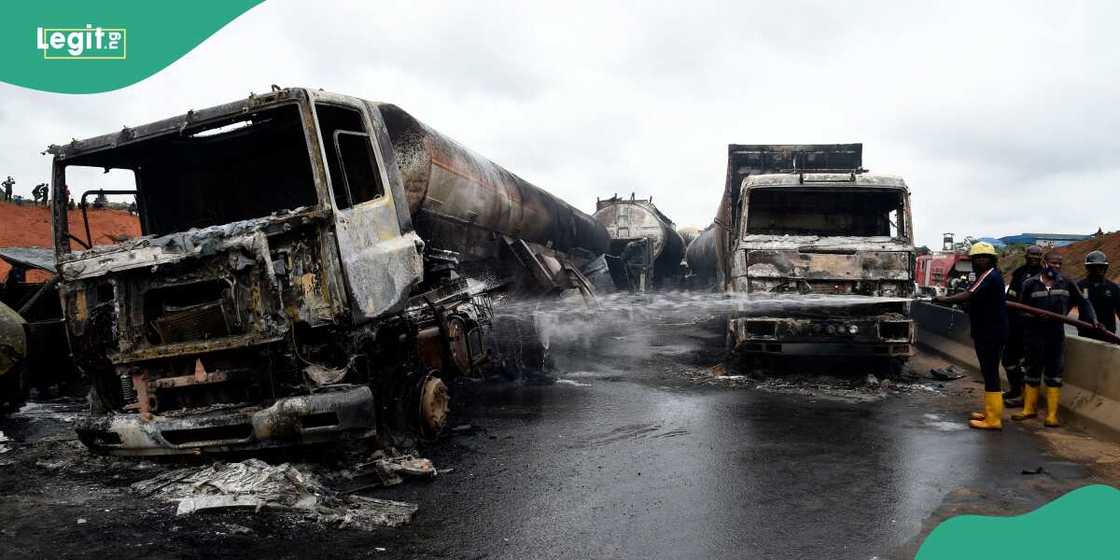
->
[688, 144, 916, 364]
[49, 88, 608, 456]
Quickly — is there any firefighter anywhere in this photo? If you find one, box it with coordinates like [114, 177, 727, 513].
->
[1002, 245, 1044, 406]
[1011, 252, 1100, 427]
[1077, 251, 1119, 340]
[934, 242, 1007, 429]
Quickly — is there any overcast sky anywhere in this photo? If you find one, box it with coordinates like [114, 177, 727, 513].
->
[1, 0, 1116, 248]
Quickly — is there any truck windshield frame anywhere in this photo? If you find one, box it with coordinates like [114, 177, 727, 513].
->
[52, 102, 320, 255]
[743, 186, 910, 240]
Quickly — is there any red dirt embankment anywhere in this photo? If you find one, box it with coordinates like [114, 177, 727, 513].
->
[1052, 231, 1120, 283]
[0, 201, 140, 280]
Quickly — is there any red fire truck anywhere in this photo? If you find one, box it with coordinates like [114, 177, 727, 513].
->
[915, 251, 973, 297]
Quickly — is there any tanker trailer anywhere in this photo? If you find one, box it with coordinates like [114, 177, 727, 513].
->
[380, 104, 610, 293]
[592, 194, 685, 291]
[49, 87, 608, 456]
[685, 224, 720, 290]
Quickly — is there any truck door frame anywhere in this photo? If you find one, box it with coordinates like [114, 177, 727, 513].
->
[308, 93, 422, 322]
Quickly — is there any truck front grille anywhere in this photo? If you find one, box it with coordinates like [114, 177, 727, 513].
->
[152, 301, 230, 344]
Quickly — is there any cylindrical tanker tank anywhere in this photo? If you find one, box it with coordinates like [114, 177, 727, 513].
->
[376, 104, 609, 258]
[686, 224, 720, 285]
[592, 196, 685, 289]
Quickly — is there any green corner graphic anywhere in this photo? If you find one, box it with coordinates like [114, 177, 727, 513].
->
[916, 484, 1120, 559]
[1, 1, 264, 94]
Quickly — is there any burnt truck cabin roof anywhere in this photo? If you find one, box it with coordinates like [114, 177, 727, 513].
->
[48, 88, 310, 162]
[743, 173, 909, 191]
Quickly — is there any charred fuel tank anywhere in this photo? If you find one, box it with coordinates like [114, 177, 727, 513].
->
[592, 195, 685, 291]
[685, 224, 719, 287]
[377, 104, 609, 260]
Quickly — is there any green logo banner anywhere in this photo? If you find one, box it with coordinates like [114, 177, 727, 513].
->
[917, 484, 1120, 558]
[1, 1, 264, 94]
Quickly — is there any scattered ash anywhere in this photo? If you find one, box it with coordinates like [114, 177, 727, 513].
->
[674, 356, 951, 403]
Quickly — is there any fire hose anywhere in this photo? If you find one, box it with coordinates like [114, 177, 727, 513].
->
[1005, 301, 1120, 345]
[916, 296, 1120, 345]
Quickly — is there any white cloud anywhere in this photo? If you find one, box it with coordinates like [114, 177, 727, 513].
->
[1, 0, 1116, 247]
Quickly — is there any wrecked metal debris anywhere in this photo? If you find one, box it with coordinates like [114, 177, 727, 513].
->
[132, 459, 418, 529]
[343, 453, 438, 493]
[929, 365, 967, 381]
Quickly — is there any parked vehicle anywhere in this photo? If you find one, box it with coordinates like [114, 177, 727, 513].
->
[914, 251, 973, 297]
[592, 194, 685, 292]
[690, 144, 916, 363]
[48, 88, 609, 456]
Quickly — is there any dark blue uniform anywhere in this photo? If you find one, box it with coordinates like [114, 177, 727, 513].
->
[1077, 277, 1119, 339]
[1016, 272, 1097, 387]
[966, 267, 1008, 392]
[1002, 263, 1042, 391]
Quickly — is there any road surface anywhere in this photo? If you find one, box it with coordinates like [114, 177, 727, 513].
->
[1, 316, 1115, 559]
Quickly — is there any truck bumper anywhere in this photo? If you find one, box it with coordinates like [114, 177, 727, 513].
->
[729, 317, 914, 357]
[75, 385, 376, 457]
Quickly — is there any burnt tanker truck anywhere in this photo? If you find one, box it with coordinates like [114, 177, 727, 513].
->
[688, 144, 916, 365]
[48, 88, 608, 456]
[592, 195, 685, 291]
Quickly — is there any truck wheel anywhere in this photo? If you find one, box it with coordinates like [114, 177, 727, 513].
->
[417, 373, 449, 437]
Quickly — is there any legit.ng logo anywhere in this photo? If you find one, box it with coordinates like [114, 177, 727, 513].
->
[36, 25, 127, 60]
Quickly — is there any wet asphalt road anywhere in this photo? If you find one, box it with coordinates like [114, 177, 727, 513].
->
[367, 323, 1099, 560]
[0, 318, 1107, 560]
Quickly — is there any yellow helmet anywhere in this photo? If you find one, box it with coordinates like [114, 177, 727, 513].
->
[968, 242, 998, 257]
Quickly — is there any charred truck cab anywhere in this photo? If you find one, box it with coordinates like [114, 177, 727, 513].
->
[702, 144, 916, 361]
[49, 88, 608, 456]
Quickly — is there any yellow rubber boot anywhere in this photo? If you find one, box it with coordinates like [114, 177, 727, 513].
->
[969, 392, 1003, 430]
[1012, 385, 1039, 421]
[1044, 387, 1061, 427]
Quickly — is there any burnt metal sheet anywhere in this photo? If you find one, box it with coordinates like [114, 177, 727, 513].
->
[75, 384, 376, 456]
[0, 247, 57, 274]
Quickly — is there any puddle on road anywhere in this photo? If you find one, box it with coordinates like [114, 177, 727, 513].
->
[555, 379, 592, 387]
[921, 413, 968, 432]
[13, 399, 85, 424]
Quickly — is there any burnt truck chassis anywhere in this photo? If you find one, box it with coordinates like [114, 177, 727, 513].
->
[49, 88, 605, 456]
[66, 211, 497, 457]
[727, 302, 914, 358]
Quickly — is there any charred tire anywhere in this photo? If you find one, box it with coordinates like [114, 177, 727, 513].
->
[416, 372, 450, 438]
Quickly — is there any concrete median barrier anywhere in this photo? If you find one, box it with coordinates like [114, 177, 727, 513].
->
[913, 302, 1120, 441]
